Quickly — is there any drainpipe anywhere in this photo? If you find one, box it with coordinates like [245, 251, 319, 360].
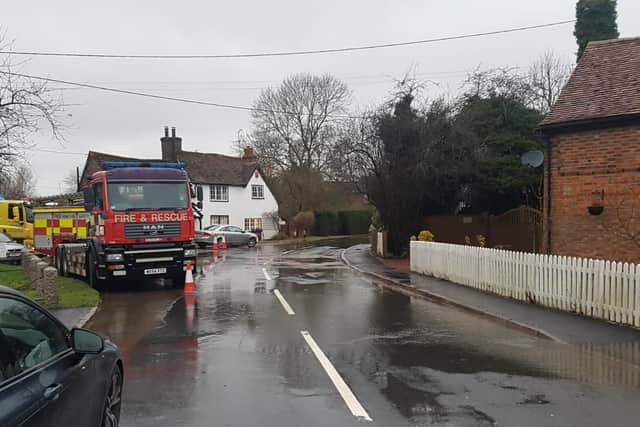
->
[545, 136, 552, 254]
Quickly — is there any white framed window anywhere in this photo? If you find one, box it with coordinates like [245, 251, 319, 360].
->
[209, 185, 228, 202]
[210, 215, 229, 225]
[251, 184, 264, 200]
[244, 217, 263, 231]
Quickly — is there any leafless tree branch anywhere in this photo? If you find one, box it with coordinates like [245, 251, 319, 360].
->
[0, 31, 66, 184]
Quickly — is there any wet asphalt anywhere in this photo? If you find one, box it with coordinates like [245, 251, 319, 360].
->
[85, 240, 640, 427]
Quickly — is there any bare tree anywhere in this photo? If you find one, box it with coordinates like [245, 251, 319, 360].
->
[0, 34, 65, 182]
[0, 162, 36, 199]
[528, 51, 573, 113]
[62, 169, 79, 193]
[250, 73, 350, 176]
[464, 67, 534, 106]
[230, 129, 251, 157]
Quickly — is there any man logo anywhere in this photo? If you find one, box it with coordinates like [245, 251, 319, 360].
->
[142, 224, 165, 235]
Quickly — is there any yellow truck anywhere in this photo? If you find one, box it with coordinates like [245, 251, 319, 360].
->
[0, 199, 34, 248]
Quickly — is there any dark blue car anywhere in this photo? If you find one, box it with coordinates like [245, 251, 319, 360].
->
[0, 286, 123, 426]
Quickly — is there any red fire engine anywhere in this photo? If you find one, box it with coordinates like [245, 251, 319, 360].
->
[53, 161, 202, 288]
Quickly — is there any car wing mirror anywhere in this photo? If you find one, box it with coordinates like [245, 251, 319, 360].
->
[71, 328, 104, 354]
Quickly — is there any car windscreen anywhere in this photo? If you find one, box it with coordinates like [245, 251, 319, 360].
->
[0, 233, 11, 243]
[107, 182, 189, 211]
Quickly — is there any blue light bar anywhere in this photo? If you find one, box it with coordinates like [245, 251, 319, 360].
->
[102, 161, 186, 169]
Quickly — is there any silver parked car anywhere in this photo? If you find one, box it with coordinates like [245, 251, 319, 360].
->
[0, 232, 24, 264]
[195, 225, 258, 248]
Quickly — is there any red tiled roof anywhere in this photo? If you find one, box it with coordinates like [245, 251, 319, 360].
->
[541, 38, 640, 127]
[80, 150, 257, 187]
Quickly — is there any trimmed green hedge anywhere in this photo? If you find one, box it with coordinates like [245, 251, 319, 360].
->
[313, 210, 371, 236]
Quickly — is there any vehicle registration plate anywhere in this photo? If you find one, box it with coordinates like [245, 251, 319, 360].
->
[144, 268, 167, 275]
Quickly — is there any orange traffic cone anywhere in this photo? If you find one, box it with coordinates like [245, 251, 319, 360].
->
[184, 262, 196, 294]
[221, 236, 227, 251]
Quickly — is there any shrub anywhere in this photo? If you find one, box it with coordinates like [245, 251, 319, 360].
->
[371, 208, 383, 231]
[410, 235, 417, 241]
[417, 230, 435, 242]
[269, 232, 289, 241]
[338, 210, 371, 235]
[313, 211, 338, 236]
[292, 211, 315, 236]
[313, 210, 371, 236]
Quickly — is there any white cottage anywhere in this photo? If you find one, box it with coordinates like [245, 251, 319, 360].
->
[80, 127, 280, 238]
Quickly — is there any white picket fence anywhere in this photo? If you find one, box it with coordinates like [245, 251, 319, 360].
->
[410, 241, 640, 328]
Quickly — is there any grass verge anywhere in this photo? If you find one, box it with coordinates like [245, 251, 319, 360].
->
[0, 263, 100, 310]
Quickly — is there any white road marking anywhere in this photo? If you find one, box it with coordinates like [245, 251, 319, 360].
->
[263, 267, 293, 314]
[300, 331, 372, 422]
[273, 289, 295, 315]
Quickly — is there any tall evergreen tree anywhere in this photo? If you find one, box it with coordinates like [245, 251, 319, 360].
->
[574, 0, 619, 61]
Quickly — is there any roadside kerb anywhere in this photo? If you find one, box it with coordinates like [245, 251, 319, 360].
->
[51, 299, 101, 329]
[76, 304, 99, 328]
[340, 246, 565, 343]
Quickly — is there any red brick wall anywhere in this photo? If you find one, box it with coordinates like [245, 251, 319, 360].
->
[548, 124, 640, 262]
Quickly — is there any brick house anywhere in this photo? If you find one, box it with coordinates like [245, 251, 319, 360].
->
[539, 38, 640, 262]
[79, 127, 280, 238]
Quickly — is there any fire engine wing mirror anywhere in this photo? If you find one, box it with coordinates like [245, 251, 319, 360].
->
[196, 186, 203, 209]
[83, 187, 95, 211]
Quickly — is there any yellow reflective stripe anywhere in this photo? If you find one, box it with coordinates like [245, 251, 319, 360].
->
[59, 218, 73, 228]
[34, 218, 47, 227]
[76, 228, 87, 238]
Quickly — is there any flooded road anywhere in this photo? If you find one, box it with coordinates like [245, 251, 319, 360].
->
[86, 242, 640, 426]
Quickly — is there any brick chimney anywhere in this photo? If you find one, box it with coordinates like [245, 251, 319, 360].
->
[160, 126, 182, 162]
[242, 146, 256, 160]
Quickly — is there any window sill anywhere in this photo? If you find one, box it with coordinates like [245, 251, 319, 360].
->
[251, 197, 265, 200]
[209, 200, 229, 203]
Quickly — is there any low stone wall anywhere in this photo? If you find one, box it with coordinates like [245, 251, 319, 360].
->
[21, 253, 58, 306]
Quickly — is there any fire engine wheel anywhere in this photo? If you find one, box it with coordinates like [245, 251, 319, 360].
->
[56, 249, 65, 277]
[87, 251, 98, 289]
[172, 271, 186, 289]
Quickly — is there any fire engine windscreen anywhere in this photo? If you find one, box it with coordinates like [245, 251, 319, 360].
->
[107, 182, 189, 211]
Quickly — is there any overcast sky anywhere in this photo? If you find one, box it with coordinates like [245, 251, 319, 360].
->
[3, 0, 639, 195]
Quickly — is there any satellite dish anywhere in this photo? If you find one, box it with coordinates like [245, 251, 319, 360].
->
[521, 150, 544, 168]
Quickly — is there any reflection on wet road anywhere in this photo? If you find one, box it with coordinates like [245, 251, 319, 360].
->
[86, 241, 640, 427]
